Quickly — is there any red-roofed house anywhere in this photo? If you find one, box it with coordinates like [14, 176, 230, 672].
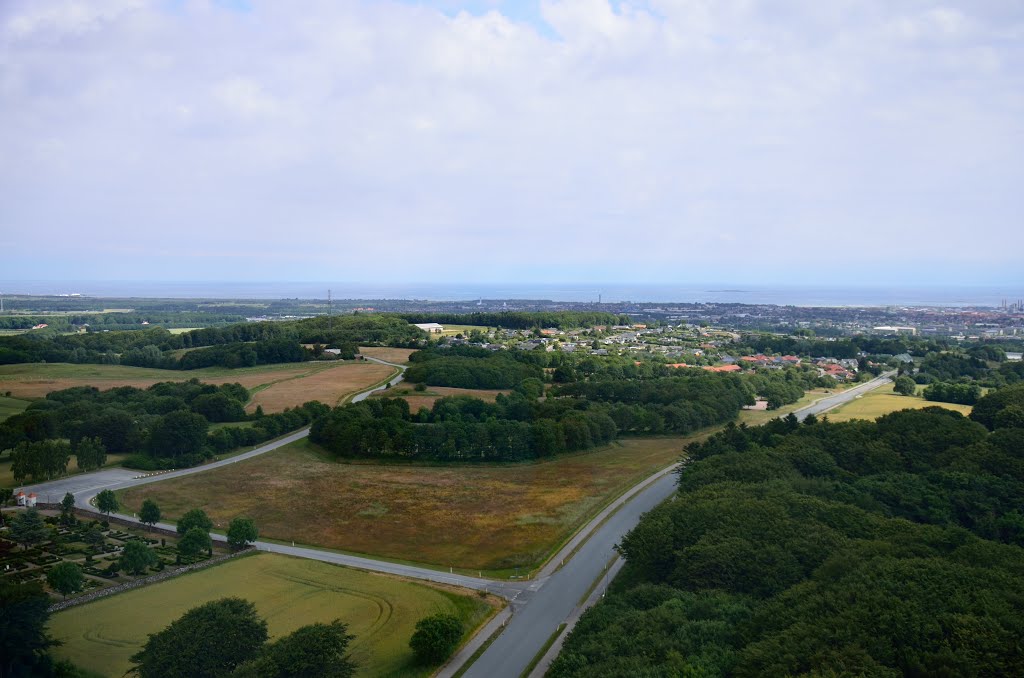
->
[703, 364, 742, 373]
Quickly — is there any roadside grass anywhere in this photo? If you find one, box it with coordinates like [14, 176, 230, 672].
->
[0, 394, 31, 422]
[370, 385, 510, 411]
[116, 435, 697, 575]
[358, 346, 417, 364]
[0, 453, 129, 490]
[827, 388, 973, 422]
[737, 387, 849, 426]
[48, 552, 496, 678]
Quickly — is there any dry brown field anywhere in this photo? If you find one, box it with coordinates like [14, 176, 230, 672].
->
[0, 362, 395, 413]
[370, 385, 510, 411]
[246, 362, 395, 412]
[358, 346, 417, 364]
[118, 435, 695, 574]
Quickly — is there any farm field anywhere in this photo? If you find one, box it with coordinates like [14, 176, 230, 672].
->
[826, 388, 973, 422]
[369, 385, 510, 411]
[358, 346, 417, 364]
[0, 361, 393, 412]
[246, 362, 395, 412]
[118, 435, 699, 574]
[49, 552, 495, 678]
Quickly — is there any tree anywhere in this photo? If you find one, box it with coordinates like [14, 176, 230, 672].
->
[96, 489, 118, 515]
[409, 613, 463, 664]
[0, 580, 56, 677]
[46, 562, 84, 599]
[60, 491, 75, 518]
[147, 410, 209, 461]
[893, 375, 917, 396]
[121, 540, 158, 575]
[75, 436, 107, 472]
[234, 621, 356, 678]
[140, 499, 161, 529]
[177, 508, 213, 536]
[9, 508, 49, 551]
[227, 517, 258, 551]
[130, 598, 268, 678]
[178, 527, 212, 557]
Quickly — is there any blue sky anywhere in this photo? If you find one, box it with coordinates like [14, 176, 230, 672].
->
[1, 0, 1021, 287]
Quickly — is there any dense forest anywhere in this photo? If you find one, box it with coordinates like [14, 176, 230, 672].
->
[0, 381, 328, 473]
[550, 388, 1024, 676]
[0, 315, 422, 368]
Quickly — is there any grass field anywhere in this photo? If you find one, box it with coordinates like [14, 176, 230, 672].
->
[0, 394, 30, 422]
[0, 362, 393, 412]
[358, 346, 417, 364]
[118, 435, 698, 574]
[370, 385, 510, 411]
[827, 388, 973, 422]
[49, 552, 496, 678]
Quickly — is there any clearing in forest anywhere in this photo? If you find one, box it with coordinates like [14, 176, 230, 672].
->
[48, 552, 495, 678]
[358, 346, 417, 364]
[369, 385, 510, 411]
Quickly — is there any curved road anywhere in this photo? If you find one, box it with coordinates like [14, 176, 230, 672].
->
[17, 366, 896, 677]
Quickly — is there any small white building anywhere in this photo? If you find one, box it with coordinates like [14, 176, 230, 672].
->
[414, 323, 445, 334]
[15, 491, 37, 507]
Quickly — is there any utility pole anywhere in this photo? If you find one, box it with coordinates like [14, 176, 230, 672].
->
[328, 289, 332, 330]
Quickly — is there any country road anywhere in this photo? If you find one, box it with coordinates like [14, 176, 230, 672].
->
[16, 366, 898, 677]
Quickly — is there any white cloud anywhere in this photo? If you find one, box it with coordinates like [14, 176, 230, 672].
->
[0, 0, 1021, 285]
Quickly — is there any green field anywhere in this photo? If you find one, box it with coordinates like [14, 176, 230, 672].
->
[0, 394, 30, 422]
[49, 552, 495, 678]
[827, 388, 973, 422]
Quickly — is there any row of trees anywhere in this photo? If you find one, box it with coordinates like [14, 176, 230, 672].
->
[923, 380, 982, 404]
[551, 403, 1024, 676]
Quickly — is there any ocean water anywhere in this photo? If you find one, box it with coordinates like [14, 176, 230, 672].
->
[0, 281, 1021, 308]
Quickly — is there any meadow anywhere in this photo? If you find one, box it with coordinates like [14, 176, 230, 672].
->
[826, 388, 973, 422]
[0, 394, 30, 422]
[117, 435, 698, 574]
[48, 552, 495, 678]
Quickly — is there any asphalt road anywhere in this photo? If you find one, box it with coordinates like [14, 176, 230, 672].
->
[793, 370, 897, 421]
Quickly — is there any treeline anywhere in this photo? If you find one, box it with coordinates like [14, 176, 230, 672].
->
[405, 353, 544, 389]
[399, 311, 630, 330]
[551, 402, 1024, 676]
[122, 339, 312, 370]
[0, 381, 328, 475]
[0, 314, 422, 367]
[312, 372, 751, 462]
[923, 381, 982, 404]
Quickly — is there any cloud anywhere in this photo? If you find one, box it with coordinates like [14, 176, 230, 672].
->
[0, 0, 1021, 285]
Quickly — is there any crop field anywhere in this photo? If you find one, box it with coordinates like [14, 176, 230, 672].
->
[118, 435, 697, 574]
[49, 552, 495, 678]
[358, 346, 417, 364]
[370, 385, 510, 411]
[827, 389, 973, 422]
[246, 362, 395, 412]
[0, 362, 393, 412]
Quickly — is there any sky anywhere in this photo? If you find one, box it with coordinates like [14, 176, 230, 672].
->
[1, 0, 1022, 287]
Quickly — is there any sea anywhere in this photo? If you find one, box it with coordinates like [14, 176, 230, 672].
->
[0, 281, 1021, 308]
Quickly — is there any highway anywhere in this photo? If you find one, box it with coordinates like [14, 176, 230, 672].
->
[16, 365, 896, 677]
